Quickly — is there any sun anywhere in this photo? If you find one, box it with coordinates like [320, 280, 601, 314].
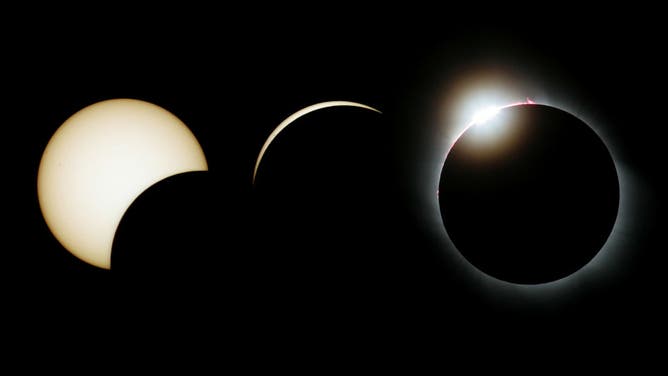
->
[37, 98, 208, 269]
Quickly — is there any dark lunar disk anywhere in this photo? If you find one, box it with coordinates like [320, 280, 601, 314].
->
[111, 171, 231, 291]
[438, 104, 619, 284]
[252, 108, 394, 299]
[110, 170, 249, 325]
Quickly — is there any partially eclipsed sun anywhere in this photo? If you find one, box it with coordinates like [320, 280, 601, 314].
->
[38, 98, 208, 269]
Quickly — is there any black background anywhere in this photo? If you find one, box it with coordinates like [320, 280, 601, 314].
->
[5, 5, 663, 363]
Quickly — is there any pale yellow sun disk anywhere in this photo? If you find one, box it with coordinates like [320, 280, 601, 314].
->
[37, 99, 208, 269]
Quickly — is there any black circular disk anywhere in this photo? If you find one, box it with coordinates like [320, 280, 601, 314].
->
[438, 104, 619, 284]
[111, 172, 228, 289]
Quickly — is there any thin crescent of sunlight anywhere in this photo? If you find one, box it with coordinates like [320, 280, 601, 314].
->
[252, 101, 381, 184]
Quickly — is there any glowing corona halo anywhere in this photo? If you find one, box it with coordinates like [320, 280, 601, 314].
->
[439, 102, 619, 284]
[37, 98, 208, 269]
[416, 67, 634, 302]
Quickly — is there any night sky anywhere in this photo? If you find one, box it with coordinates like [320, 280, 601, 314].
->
[5, 6, 663, 360]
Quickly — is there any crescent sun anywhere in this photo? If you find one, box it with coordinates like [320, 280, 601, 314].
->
[252, 101, 381, 184]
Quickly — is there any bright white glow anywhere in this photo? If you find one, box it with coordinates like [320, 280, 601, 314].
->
[467, 101, 536, 142]
[471, 106, 500, 125]
[37, 99, 208, 269]
[252, 101, 381, 184]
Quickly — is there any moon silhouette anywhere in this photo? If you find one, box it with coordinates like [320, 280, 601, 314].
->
[37, 98, 208, 269]
[438, 103, 619, 284]
[252, 101, 381, 184]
